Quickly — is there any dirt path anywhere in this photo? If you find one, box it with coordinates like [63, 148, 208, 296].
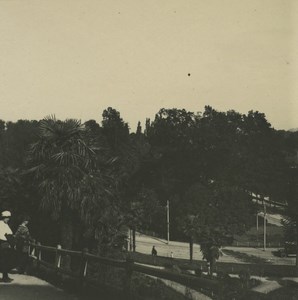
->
[0, 274, 79, 300]
[135, 232, 241, 263]
[135, 232, 295, 266]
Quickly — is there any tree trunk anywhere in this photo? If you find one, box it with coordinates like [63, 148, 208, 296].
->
[189, 237, 193, 262]
[210, 258, 215, 276]
[129, 229, 133, 251]
[296, 220, 298, 276]
[60, 211, 74, 269]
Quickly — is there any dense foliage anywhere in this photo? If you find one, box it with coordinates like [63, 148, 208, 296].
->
[0, 106, 297, 269]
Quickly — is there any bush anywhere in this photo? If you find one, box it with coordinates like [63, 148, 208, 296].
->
[163, 262, 173, 269]
[217, 271, 230, 281]
[195, 268, 202, 277]
[239, 270, 251, 288]
[239, 270, 250, 281]
[172, 265, 182, 273]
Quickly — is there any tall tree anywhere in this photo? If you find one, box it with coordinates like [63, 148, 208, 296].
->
[27, 117, 101, 253]
[146, 108, 200, 206]
[0, 120, 39, 168]
[101, 107, 129, 151]
[178, 182, 254, 272]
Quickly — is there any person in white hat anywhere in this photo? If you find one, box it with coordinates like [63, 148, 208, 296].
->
[0, 211, 13, 240]
[0, 210, 16, 282]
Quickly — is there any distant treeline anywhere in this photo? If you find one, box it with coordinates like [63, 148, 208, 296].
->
[0, 106, 297, 257]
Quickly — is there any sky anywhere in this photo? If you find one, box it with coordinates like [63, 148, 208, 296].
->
[0, 0, 297, 131]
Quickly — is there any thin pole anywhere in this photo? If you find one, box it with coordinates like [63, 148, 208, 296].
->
[256, 212, 259, 246]
[129, 229, 132, 251]
[167, 200, 170, 245]
[263, 201, 266, 251]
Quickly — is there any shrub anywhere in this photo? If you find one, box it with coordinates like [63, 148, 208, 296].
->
[217, 271, 230, 281]
[172, 264, 182, 273]
[163, 262, 173, 269]
[194, 268, 202, 277]
[239, 270, 251, 289]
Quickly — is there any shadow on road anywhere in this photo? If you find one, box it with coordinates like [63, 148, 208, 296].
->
[0, 274, 118, 300]
[0, 283, 78, 300]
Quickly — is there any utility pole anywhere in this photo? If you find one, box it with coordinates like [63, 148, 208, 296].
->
[167, 200, 170, 245]
[129, 229, 132, 251]
[256, 212, 259, 246]
[263, 200, 267, 251]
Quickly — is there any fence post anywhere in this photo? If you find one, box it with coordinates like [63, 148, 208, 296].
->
[29, 240, 38, 269]
[37, 242, 42, 260]
[79, 248, 89, 287]
[124, 256, 134, 298]
[55, 245, 62, 269]
[36, 242, 42, 268]
[30, 240, 36, 257]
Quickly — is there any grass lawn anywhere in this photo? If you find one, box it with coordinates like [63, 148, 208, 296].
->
[222, 249, 272, 264]
[233, 224, 284, 247]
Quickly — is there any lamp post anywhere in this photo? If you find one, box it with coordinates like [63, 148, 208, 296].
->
[256, 212, 259, 246]
[166, 200, 170, 245]
[263, 200, 267, 251]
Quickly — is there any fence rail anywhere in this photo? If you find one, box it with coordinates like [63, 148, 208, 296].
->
[29, 242, 296, 298]
[231, 241, 282, 248]
[131, 251, 297, 277]
[28, 242, 219, 297]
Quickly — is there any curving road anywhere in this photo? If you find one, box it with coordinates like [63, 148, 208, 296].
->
[135, 232, 240, 263]
[135, 232, 296, 265]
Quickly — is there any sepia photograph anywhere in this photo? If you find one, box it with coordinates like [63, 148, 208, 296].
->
[0, 0, 297, 299]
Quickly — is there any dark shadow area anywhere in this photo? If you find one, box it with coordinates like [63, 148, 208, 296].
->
[0, 282, 125, 300]
[0, 284, 77, 300]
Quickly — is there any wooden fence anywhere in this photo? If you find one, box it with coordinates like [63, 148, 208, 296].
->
[29, 242, 219, 298]
[129, 251, 297, 277]
[231, 241, 282, 248]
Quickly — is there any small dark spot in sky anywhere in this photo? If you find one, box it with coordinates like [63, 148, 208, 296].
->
[188, 73, 191, 76]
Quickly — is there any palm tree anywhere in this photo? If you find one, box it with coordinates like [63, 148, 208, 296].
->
[28, 116, 102, 252]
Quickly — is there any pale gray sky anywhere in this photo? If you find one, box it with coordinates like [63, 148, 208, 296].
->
[0, 0, 297, 130]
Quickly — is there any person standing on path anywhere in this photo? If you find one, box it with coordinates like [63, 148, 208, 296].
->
[151, 245, 157, 256]
[0, 210, 18, 282]
[15, 215, 32, 274]
[151, 245, 157, 264]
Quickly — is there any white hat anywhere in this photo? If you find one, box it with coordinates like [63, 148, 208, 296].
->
[1, 211, 11, 217]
